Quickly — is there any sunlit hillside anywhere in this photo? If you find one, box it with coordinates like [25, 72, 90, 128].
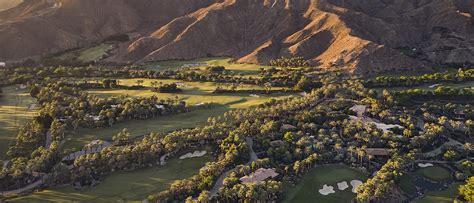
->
[0, 0, 22, 11]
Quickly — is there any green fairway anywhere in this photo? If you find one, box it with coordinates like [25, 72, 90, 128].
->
[417, 182, 462, 203]
[63, 78, 293, 151]
[62, 106, 230, 151]
[144, 57, 273, 75]
[51, 43, 113, 64]
[0, 86, 38, 159]
[416, 166, 452, 181]
[10, 154, 213, 202]
[88, 78, 288, 106]
[283, 164, 367, 203]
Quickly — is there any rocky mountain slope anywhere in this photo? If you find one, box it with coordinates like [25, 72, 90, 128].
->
[1, 0, 473, 74]
[0, 0, 22, 11]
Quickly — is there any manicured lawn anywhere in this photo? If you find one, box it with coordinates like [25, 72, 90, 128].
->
[417, 182, 462, 203]
[283, 164, 367, 203]
[63, 78, 293, 152]
[0, 86, 38, 159]
[52, 43, 113, 64]
[144, 57, 273, 75]
[10, 155, 213, 202]
[399, 173, 417, 195]
[61, 106, 230, 151]
[88, 78, 288, 106]
[416, 166, 452, 181]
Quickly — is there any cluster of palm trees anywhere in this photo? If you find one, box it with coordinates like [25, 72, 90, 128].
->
[269, 56, 310, 68]
[356, 155, 407, 201]
[365, 68, 474, 88]
[0, 80, 188, 190]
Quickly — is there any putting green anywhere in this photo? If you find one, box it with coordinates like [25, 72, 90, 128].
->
[9, 155, 213, 202]
[416, 166, 452, 181]
[283, 164, 367, 203]
[0, 86, 38, 159]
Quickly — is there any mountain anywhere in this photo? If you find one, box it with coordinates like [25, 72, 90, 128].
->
[0, 0, 22, 11]
[1, 0, 473, 74]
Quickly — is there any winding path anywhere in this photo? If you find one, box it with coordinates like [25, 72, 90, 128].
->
[210, 137, 258, 197]
[0, 176, 46, 197]
[422, 138, 463, 158]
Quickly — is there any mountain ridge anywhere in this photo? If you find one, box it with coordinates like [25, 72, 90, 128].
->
[1, 0, 473, 74]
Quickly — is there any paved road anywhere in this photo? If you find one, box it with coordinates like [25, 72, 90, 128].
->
[62, 141, 112, 161]
[45, 131, 52, 149]
[422, 138, 463, 158]
[210, 137, 258, 197]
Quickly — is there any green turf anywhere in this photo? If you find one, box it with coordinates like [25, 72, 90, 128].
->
[399, 173, 417, 195]
[53, 43, 113, 64]
[144, 57, 273, 75]
[88, 78, 288, 106]
[416, 166, 452, 181]
[283, 164, 367, 203]
[62, 106, 229, 151]
[64, 78, 293, 152]
[0, 86, 38, 159]
[417, 182, 462, 203]
[9, 154, 212, 202]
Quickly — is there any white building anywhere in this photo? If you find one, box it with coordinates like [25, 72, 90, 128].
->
[0, 62, 6, 67]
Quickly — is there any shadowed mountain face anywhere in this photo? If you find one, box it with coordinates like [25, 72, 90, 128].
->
[1, 0, 473, 73]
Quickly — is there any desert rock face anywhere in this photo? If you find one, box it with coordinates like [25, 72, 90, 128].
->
[0, 0, 473, 73]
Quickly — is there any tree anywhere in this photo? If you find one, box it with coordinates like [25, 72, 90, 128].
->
[30, 85, 41, 98]
[295, 76, 322, 92]
[112, 128, 132, 146]
[197, 190, 210, 203]
[136, 80, 145, 86]
[458, 177, 474, 202]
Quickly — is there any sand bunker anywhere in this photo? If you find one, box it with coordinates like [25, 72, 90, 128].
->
[318, 184, 335, 195]
[179, 150, 207, 160]
[351, 180, 363, 193]
[418, 163, 434, 168]
[373, 123, 404, 133]
[337, 181, 349, 191]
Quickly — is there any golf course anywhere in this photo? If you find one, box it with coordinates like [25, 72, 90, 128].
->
[283, 165, 368, 203]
